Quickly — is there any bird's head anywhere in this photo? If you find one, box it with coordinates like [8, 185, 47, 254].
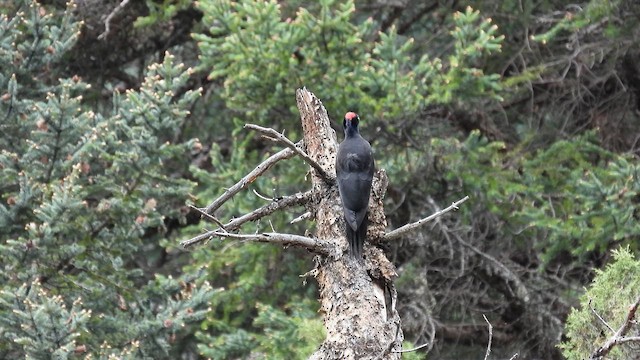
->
[343, 112, 360, 136]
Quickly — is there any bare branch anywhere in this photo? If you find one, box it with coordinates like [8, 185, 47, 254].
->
[223, 191, 312, 232]
[614, 336, 640, 344]
[450, 227, 530, 304]
[590, 295, 640, 359]
[483, 314, 493, 360]
[383, 196, 469, 241]
[244, 123, 334, 184]
[589, 297, 615, 333]
[213, 231, 329, 254]
[300, 268, 319, 280]
[182, 191, 312, 248]
[182, 230, 328, 253]
[97, 0, 131, 40]
[188, 205, 226, 230]
[203, 146, 296, 215]
[252, 188, 273, 201]
[392, 342, 430, 353]
[291, 211, 312, 224]
[180, 231, 216, 248]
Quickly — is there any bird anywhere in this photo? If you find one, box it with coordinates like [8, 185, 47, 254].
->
[336, 112, 375, 259]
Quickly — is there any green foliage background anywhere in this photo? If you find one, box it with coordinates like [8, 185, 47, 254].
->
[1, 0, 639, 359]
[559, 247, 640, 360]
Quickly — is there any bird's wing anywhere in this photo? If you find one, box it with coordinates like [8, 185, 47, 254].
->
[343, 208, 359, 231]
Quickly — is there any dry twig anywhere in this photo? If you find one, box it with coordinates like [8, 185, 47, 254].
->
[223, 191, 311, 232]
[98, 0, 131, 40]
[211, 231, 329, 254]
[252, 188, 273, 201]
[188, 205, 226, 230]
[383, 196, 469, 241]
[392, 342, 430, 353]
[244, 123, 334, 184]
[589, 297, 615, 333]
[290, 211, 312, 224]
[590, 295, 640, 359]
[203, 145, 296, 215]
[182, 191, 311, 248]
[483, 314, 493, 360]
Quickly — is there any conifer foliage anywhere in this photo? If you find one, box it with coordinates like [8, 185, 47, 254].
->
[0, 1, 214, 358]
[2, 0, 640, 358]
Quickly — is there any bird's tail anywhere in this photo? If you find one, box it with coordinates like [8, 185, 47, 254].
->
[346, 216, 367, 260]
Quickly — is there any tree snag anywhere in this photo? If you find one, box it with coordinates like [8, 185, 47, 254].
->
[296, 88, 402, 359]
[183, 88, 468, 359]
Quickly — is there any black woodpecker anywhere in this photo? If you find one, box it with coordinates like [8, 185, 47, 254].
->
[336, 112, 374, 259]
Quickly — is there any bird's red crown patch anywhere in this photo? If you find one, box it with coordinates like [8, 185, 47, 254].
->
[345, 112, 358, 121]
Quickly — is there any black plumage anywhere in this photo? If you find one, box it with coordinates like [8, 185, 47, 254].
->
[336, 112, 374, 259]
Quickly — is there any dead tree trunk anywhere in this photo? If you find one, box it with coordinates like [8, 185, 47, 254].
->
[296, 89, 402, 359]
[183, 88, 467, 358]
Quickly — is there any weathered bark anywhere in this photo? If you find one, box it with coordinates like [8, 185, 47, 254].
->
[296, 88, 402, 359]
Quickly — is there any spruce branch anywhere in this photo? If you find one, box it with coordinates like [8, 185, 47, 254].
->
[203, 146, 296, 215]
[383, 196, 470, 241]
[244, 123, 334, 184]
[590, 295, 640, 359]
